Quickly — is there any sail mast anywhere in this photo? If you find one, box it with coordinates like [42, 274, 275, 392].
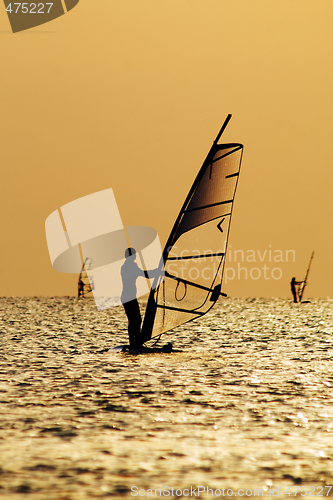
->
[298, 251, 315, 302]
[214, 114, 232, 144]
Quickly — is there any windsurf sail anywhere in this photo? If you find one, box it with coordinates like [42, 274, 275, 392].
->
[78, 257, 94, 298]
[141, 114, 243, 343]
[297, 251, 314, 302]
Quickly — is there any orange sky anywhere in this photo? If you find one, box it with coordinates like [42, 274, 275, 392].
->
[0, 0, 332, 298]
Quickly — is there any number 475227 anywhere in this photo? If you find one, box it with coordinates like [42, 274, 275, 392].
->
[6, 3, 53, 14]
[284, 486, 332, 496]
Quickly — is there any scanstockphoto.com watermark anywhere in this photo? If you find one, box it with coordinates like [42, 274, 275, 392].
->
[167, 246, 296, 283]
[131, 486, 268, 497]
[224, 246, 295, 283]
[131, 485, 332, 497]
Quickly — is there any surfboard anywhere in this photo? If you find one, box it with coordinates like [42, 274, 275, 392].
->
[112, 345, 128, 352]
[116, 343, 177, 354]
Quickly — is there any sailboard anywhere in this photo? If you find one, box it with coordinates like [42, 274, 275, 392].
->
[297, 251, 314, 302]
[113, 343, 176, 354]
[78, 257, 94, 298]
[141, 114, 243, 344]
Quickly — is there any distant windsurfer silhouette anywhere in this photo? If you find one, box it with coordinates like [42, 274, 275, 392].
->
[78, 278, 84, 298]
[290, 277, 302, 303]
[121, 247, 158, 349]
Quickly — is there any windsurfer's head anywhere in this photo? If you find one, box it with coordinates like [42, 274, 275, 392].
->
[125, 247, 136, 259]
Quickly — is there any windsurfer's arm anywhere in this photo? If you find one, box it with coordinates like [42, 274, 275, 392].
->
[134, 264, 159, 279]
[143, 268, 162, 279]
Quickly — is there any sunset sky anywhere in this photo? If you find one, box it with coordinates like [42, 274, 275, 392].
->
[0, 0, 332, 298]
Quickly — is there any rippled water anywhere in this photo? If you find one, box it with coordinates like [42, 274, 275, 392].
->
[0, 297, 332, 498]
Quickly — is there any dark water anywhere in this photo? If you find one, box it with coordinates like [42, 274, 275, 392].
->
[0, 297, 332, 498]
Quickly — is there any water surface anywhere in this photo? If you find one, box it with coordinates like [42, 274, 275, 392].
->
[0, 297, 332, 498]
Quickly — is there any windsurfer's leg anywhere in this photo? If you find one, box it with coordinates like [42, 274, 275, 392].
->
[132, 300, 143, 346]
[123, 300, 142, 348]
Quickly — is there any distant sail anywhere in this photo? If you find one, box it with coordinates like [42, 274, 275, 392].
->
[298, 251, 314, 302]
[78, 257, 94, 298]
[141, 115, 243, 342]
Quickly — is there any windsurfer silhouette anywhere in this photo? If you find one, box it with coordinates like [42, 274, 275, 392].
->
[78, 278, 84, 298]
[121, 248, 158, 349]
[290, 277, 302, 303]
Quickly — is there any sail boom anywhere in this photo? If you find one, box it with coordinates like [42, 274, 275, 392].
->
[156, 304, 205, 316]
